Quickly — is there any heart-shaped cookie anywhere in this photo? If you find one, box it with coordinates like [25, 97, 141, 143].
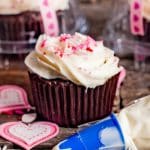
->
[0, 122, 59, 150]
[0, 85, 31, 113]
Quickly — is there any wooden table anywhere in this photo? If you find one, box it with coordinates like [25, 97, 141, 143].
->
[0, 58, 150, 149]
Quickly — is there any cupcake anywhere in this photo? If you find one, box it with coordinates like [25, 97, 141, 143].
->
[129, 0, 150, 42]
[0, 0, 70, 41]
[25, 33, 121, 127]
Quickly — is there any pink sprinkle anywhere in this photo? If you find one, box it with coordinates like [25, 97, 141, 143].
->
[72, 46, 77, 51]
[54, 47, 64, 57]
[59, 53, 63, 57]
[59, 34, 71, 42]
[58, 34, 96, 54]
[40, 40, 46, 48]
[77, 43, 86, 49]
[55, 51, 63, 57]
[46, 12, 52, 18]
[86, 47, 93, 52]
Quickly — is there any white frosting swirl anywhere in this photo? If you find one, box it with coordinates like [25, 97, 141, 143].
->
[25, 33, 121, 88]
[0, 0, 69, 14]
[118, 95, 150, 150]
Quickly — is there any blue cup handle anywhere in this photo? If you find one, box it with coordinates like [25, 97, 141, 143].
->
[53, 113, 126, 150]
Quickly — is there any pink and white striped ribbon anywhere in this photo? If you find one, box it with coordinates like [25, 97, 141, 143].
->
[130, 0, 144, 36]
[39, 0, 59, 36]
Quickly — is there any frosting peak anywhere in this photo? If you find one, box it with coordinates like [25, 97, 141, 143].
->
[37, 33, 99, 57]
[25, 33, 121, 88]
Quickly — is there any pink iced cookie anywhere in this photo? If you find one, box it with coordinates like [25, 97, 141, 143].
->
[130, 0, 144, 35]
[40, 0, 59, 36]
[0, 85, 31, 114]
[0, 121, 59, 150]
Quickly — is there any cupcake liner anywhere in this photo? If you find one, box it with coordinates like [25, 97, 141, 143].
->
[0, 11, 44, 42]
[0, 11, 67, 52]
[0, 12, 44, 65]
[29, 72, 119, 127]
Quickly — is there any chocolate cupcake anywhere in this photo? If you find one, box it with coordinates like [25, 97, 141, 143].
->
[0, 0, 70, 41]
[25, 33, 121, 127]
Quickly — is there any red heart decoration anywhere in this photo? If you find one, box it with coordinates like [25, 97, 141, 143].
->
[0, 122, 59, 150]
[43, 0, 48, 6]
[133, 15, 139, 22]
[134, 2, 140, 9]
[46, 12, 52, 18]
[48, 23, 54, 29]
[134, 26, 140, 32]
[0, 85, 31, 113]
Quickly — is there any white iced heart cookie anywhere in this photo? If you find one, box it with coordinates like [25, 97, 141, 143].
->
[0, 122, 59, 150]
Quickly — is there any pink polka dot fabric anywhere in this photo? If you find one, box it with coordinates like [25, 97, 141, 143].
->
[130, 0, 144, 36]
[39, 0, 59, 36]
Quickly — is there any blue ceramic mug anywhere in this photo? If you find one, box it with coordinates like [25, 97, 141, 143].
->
[53, 113, 125, 150]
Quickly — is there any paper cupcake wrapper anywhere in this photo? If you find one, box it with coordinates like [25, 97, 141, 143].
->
[29, 72, 119, 127]
[0, 11, 43, 41]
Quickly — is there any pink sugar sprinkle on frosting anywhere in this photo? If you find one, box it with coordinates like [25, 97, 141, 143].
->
[54, 47, 64, 57]
[59, 34, 71, 42]
[86, 47, 93, 52]
[39, 34, 97, 58]
[40, 40, 46, 48]
[59, 34, 96, 53]
[55, 51, 64, 57]
[67, 35, 95, 52]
